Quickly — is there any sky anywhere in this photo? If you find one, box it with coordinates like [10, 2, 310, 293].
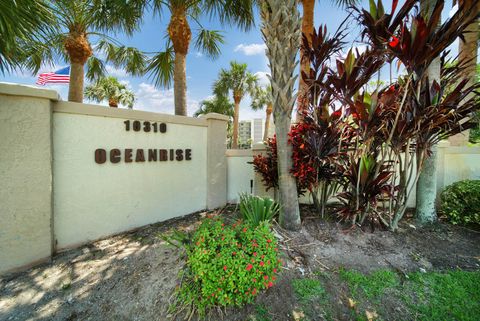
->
[0, 0, 464, 120]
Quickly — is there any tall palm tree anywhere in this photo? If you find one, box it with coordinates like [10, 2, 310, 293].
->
[85, 76, 135, 108]
[261, 0, 302, 231]
[23, 0, 145, 103]
[142, 0, 255, 116]
[251, 85, 274, 141]
[0, 0, 54, 74]
[213, 61, 258, 149]
[297, 0, 358, 120]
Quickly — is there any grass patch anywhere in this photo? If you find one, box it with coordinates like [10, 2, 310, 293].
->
[292, 278, 331, 320]
[252, 304, 271, 321]
[403, 270, 480, 321]
[339, 268, 480, 321]
[339, 268, 399, 299]
[292, 278, 326, 302]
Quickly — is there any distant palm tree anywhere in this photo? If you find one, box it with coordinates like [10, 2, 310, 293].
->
[194, 95, 234, 118]
[85, 77, 135, 108]
[22, 0, 145, 103]
[251, 85, 274, 141]
[0, 0, 54, 74]
[194, 94, 235, 146]
[213, 61, 258, 149]
[140, 0, 255, 116]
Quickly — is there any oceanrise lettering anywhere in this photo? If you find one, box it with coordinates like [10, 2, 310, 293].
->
[95, 148, 192, 164]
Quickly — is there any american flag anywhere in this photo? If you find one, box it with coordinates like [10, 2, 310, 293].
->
[36, 66, 70, 85]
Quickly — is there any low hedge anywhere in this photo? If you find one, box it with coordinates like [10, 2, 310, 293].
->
[440, 180, 480, 225]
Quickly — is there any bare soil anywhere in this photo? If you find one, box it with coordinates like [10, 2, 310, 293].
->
[1, 205, 479, 321]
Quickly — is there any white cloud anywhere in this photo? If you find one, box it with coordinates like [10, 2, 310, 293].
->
[254, 71, 270, 87]
[133, 82, 199, 116]
[195, 52, 203, 58]
[234, 43, 267, 56]
[105, 65, 128, 78]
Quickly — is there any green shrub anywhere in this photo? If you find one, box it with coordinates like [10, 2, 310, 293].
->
[174, 218, 281, 316]
[239, 193, 280, 227]
[440, 180, 480, 225]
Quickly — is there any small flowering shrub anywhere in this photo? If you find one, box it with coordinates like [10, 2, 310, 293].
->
[174, 218, 281, 316]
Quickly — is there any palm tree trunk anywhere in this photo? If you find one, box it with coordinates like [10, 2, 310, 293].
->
[263, 103, 273, 141]
[261, 0, 302, 231]
[173, 52, 187, 115]
[232, 96, 241, 149]
[64, 29, 92, 103]
[68, 62, 85, 103]
[168, 7, 191, 116]
[296, 0, 315, 122]
[276, 114, 301, 230]
[416, 0, 440, 225]
[108, 98, 118, 108]
[450, 0, 479, 145]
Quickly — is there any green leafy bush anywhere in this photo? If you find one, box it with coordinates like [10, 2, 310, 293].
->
[440, 180, 480, 225]
[174, 218, 281, 316]
[239, 193, 280, 227]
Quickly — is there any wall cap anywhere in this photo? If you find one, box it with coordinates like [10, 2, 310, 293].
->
[54, 100, 209, 127]
[252, 142, 267, 151]
[201, 113, 229, 122]
[226, 149, 253, 157]
[0, 82, 59, 101]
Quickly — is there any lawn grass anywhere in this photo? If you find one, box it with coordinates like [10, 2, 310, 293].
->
[286, 269, 480, 321]
[402, 270, 480, 321]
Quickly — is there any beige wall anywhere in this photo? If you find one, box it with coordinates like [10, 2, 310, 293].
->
[226, 150, 254, 202]
[0, 82, 229, 274]
[53, 102, 210, 249]
[0, 83, 58, 273]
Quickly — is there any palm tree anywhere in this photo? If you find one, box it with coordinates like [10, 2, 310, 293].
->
[22, 0, 145, 103]
[297, 0, 358, 119]
[213, 61, 258, 149]
[261, 0, 302, 230]
[85, 76, 135, 108]
[194, 94, 235, 146]
[193, 95, 234, 118]
[0, 0, 54, 74]
[142, 0, 255, 116]
[251, 85, 274, 141]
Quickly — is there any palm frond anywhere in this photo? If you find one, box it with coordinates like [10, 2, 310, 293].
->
[193, 29, 224, 59]
[146, 47, 175, 88]
[86, 56, 106, 81]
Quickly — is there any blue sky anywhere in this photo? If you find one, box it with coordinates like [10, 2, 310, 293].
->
[0, 0, 462, 120]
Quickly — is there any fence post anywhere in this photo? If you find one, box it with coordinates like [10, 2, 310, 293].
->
[204, 113, 229, 209]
